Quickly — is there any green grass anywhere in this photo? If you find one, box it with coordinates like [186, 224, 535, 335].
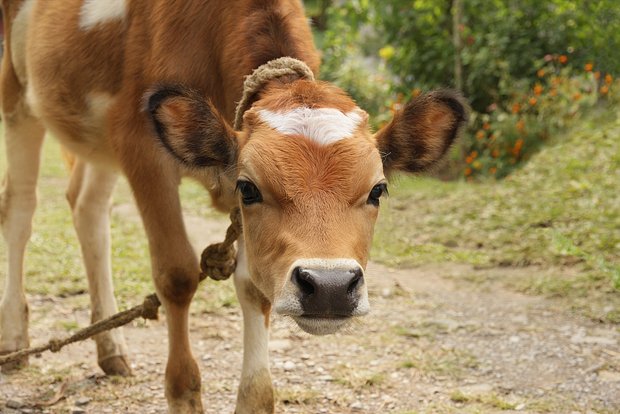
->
[373, 108, 620, 318]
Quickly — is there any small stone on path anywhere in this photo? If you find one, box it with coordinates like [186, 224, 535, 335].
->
[75, 397, 91, 406]
[6, 400, 24, 409]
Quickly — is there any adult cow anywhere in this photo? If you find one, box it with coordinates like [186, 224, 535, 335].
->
[0, 0, 467, 412]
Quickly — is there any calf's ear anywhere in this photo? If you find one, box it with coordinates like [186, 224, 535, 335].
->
[144, 85, 238, 169]
[375, 90, 468, 173]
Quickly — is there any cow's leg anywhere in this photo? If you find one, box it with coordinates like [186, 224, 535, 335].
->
[115, 126, 203, 413]
[65, 158, 130, 376]
[233, 239, 275, 414]
[0, 115, 45, 371]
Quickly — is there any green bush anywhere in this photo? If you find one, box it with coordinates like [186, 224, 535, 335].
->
[322, 0, 620, 114]
[318, 1, 620, 179]
[463, 58, 615, 179]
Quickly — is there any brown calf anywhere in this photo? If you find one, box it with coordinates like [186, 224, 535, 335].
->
[0, 0, 466, 412]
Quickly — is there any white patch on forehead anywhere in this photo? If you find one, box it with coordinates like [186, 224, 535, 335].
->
[79, 0, 127, 30]
[258, 107, 365, 145]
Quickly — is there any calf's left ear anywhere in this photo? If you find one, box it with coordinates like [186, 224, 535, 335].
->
[144, 84, 238, 169]
[375, 90, 468, 173]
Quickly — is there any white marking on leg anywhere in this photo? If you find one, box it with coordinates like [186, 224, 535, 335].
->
[79, 0, 127, 30]
[0, 116, 45, 356]
[258, 107, 366, 145]
[233, 239, 274, 413]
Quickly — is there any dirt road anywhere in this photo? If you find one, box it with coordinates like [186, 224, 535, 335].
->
[1, 213, 619, 414]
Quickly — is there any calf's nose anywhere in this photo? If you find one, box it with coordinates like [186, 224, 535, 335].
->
[291, 265, 364, 316]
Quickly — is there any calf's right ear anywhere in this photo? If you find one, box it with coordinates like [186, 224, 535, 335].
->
[144, 85, 239, 169]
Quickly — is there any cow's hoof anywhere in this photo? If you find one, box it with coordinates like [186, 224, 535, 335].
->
[168, 397, 204, 414]
[0, 353, 28, 373]
[99, 355, 132, 376]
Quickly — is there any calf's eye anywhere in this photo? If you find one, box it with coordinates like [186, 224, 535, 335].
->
[236, 180, 263, 205]
[367, 183, 388, 207]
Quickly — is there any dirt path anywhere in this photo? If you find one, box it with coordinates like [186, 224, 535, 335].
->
[1, 213, 619, 414]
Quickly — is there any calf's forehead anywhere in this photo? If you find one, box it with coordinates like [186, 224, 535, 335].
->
[239, 130, 383, 205]
[237, 80, 384, 204]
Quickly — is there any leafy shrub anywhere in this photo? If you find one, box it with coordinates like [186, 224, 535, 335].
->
[322, 0, 620, 113]
[318, 1, 619, 179]
[462, 57, 616, 179]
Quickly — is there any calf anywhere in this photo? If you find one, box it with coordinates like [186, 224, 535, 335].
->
[0, 0, 466, 412]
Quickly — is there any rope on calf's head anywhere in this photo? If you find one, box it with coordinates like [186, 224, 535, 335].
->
[233, 56, 316, 130]
[204, 57, 315, 281]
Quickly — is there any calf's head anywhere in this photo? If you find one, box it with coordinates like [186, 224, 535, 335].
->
[146, 81, 467, 334]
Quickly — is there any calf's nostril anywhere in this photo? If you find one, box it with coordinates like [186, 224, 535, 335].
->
[347, 270, 363, 295]
[292, 267, 316, 296]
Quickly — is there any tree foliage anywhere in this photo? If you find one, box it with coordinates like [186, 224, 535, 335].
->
[321, 0, 620, 113]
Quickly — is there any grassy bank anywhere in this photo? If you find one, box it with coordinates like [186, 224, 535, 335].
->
[374, 108, 620, 321]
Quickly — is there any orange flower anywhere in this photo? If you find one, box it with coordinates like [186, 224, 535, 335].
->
[529, 97, 538, 106]
[516, 119, 525, 132]
[559, 55, 568, 64]
[471, 150, 478, 158]
[465, 156, 473, 164]
[491, 149, 500, 158]
[476, 130, 485, 140]
[464, 167, 472, 176]
[584, 62, 593, 72]
[573, 92, 581, 101]
[594, 71, 601, 80]
[605, 74, 613, 85]
[489, 167, 497, 175]
[537, 69, 546, 78]
[512, 103, 521, 114]
[600, 85, 609, 95]
[515, 138, 524, 150]
[482, 122, 491, 130]
[549, 88, 558, 97]
[512, 138, 524, 156]
[533, 84, 543, 96]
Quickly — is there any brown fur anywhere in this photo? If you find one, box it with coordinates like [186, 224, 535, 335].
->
[1, 0, 467, 411]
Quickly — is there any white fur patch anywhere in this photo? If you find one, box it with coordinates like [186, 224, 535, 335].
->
[258, 107, 365, 145]
[79, 0, 127, 29]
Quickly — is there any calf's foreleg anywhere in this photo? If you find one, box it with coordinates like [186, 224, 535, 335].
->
[233, 240, 275, 414]
[114, 121, 203, 413]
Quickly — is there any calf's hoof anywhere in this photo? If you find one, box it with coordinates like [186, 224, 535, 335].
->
[168, 396, 204, 414]
[99, 355, 132, 376]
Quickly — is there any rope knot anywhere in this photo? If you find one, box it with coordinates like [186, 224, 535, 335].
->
[200, 208, 242, 281]
[141, 294, 161, 320]
[49, 339, 63, 353]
